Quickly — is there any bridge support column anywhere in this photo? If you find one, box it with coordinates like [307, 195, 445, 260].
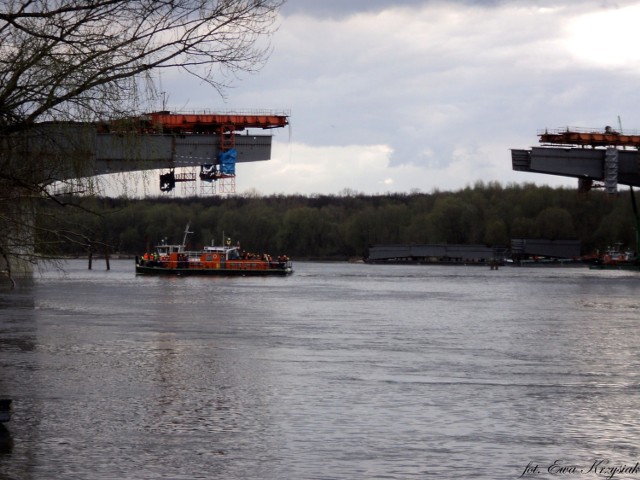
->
[605, 147, 619, 194]
[0, 200, 35, 288]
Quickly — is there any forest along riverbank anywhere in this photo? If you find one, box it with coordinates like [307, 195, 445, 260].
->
[36, 184, 638, 262]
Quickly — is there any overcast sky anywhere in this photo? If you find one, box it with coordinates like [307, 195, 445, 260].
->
[151, 0, 640, 196]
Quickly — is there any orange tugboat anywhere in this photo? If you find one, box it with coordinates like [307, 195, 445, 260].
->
[589, 243, 639, 270]
[135, 225, 292, 276]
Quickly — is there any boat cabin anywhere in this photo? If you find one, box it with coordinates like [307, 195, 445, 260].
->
[156, 244, 185, 256]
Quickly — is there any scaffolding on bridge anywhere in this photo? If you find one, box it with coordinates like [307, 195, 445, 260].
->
[146, 110, 288, 196]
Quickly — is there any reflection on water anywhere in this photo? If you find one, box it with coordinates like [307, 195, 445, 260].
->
[0, 260, 639, 479]
[0, 425, 12, 456]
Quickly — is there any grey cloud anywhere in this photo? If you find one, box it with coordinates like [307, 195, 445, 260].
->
[280, 0, 634, 18]
[281, 0, 425, 18]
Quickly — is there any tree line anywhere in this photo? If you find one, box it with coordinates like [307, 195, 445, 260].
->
[37, 182, 640, 260]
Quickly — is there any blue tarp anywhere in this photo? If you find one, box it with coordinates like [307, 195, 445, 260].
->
[218, 148, 237, 175]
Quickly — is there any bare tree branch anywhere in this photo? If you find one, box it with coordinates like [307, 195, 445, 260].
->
[0, 0, 283, 126]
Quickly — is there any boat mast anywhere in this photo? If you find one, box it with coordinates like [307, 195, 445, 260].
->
[182, 223, 193, 247]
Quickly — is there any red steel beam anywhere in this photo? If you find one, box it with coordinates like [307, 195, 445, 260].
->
[146, 111, 289, 133]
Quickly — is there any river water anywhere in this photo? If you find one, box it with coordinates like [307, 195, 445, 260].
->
[1, 260, 639, 479]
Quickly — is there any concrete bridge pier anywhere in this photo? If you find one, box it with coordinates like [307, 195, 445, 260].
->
[1, 202, 36, 288]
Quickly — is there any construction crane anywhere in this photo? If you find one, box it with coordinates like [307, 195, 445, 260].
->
[512, 125, 640, 193]
[104, 111, 290, 193]
[537, 126, 640, 150]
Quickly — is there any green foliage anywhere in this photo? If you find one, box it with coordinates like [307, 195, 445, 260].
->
[35, 184, 640, 259]
[535, 207, 575, 240]
[484, 219, 508, 246]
